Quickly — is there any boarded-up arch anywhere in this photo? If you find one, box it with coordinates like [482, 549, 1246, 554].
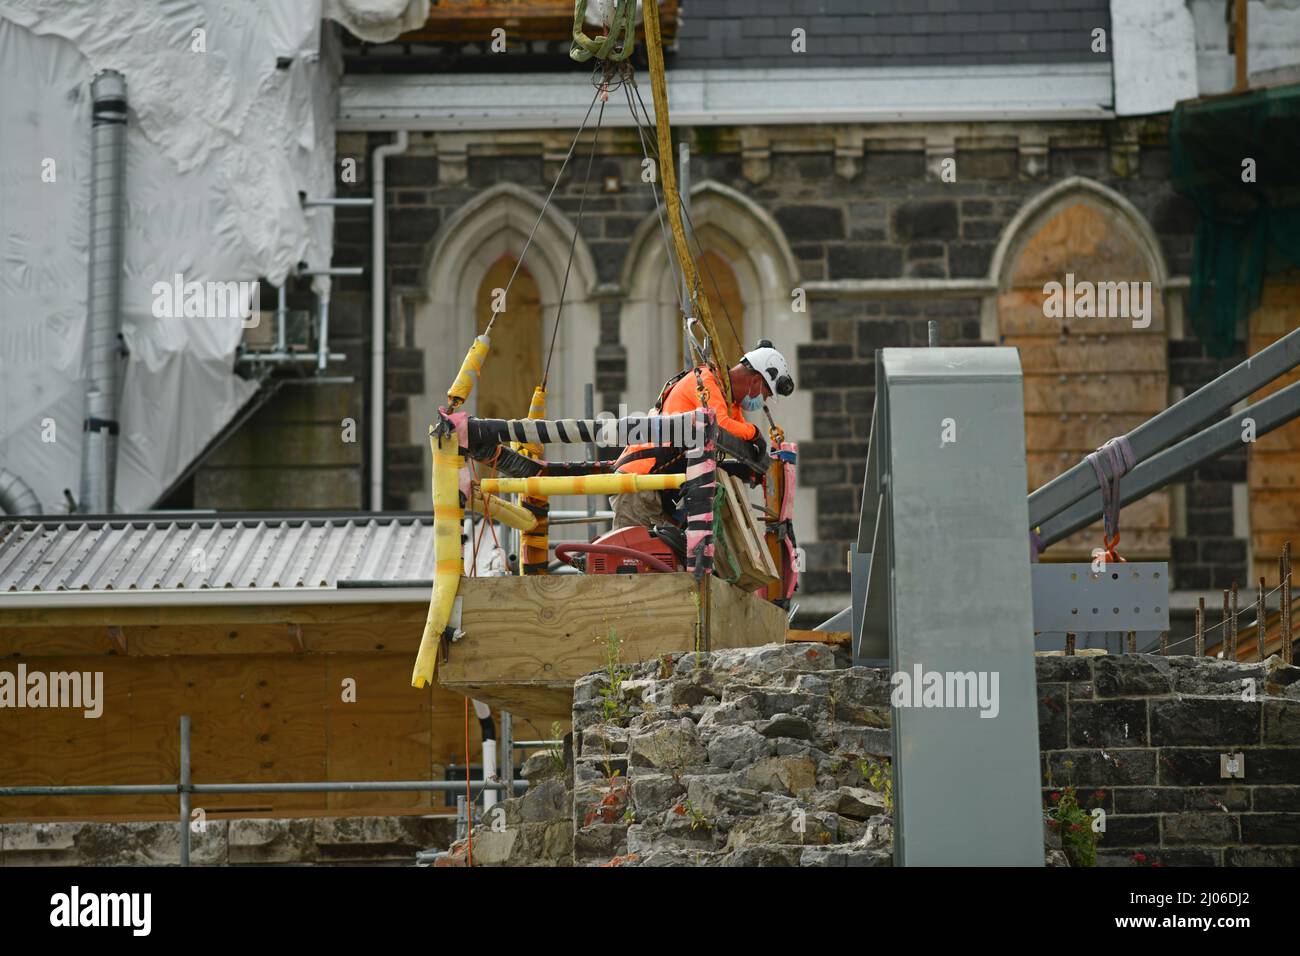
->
[474, 254, 543, 422]
[408, 182, 599, 511]
[997, 187, 1170, 560]
[621, 181, 815, 547]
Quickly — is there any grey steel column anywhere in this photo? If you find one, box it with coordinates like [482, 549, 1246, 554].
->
[874, 348, 1043, 866]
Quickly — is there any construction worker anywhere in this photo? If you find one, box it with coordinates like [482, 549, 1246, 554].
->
[610, 340, 794, 529]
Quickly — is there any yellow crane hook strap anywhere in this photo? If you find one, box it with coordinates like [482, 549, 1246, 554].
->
[642, 0, 733, 403]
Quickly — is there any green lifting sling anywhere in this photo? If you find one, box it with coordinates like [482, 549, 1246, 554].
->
[570, 0, 637, 62]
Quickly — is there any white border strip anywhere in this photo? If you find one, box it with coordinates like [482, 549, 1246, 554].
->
[339, 63, 1114, 131]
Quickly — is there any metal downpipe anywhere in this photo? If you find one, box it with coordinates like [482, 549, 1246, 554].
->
[371, 130, 409, 511]
[78, 70, 128, 514]
[0, 468, 42, 516]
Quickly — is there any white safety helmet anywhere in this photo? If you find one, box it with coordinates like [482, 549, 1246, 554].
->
[740, 340, 794, 397]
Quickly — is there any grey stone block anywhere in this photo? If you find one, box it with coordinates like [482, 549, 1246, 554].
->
[1163, 811, 1239, 846]
[1150, 698, 1260, 746]
[1093, 656, 1174, 698]
[1069, 698, 1149, 747]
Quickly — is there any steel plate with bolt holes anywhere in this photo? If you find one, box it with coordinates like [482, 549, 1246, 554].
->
[1031, 563, 1170, 634]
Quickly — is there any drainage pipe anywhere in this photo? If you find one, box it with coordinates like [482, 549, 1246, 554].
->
[0, 468, 42, 515]
[78, 70, 128, 514]
[371, 131, 409, 511]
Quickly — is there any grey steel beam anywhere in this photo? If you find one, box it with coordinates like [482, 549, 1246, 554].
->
[1039, 381, 1300, 548]
[1028, 326, 1300, 528]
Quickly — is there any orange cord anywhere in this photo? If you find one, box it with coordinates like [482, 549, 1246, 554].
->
[464, 695, 473, 866]
[1101, 532, 1127, 565]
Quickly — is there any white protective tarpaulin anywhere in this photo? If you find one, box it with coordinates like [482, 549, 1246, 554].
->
[0, 0, 426, 512]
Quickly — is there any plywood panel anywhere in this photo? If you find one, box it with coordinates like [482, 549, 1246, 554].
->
[441, 574, 788, 721]
[1010, 201, 1154, 285]
[703, 576, 788, 651]
[324, 655, 434, 811]
[1001, 197, 1170, 563]
[998, 291, 1167, 335]
[1009, 337, 1167, 372]
[0, 602, 427, 630]
[446, 573, 700, 684]
[1248, 276, 1300, 586]
[716, 472, 779, 592]
[0, 653, 440, 821]
[476, 254, 542, 423]
[1025, 413, 1151, 451]
[0, 603, 427, 658]
[689, 250, 746, 369]
[1022, 374, 1166, 414]
[0, 626, 117, 657]
[1251, 452, 1300, 489]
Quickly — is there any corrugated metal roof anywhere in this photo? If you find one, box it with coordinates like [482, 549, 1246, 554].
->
[0, 514, 436, 597]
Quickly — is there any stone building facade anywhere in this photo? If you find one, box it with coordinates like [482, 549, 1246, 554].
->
[310, 118, 1237, 601]
[190, 1, 1274, 615]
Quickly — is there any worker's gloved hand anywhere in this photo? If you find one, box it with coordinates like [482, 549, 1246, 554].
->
[745, 431, 767, 462]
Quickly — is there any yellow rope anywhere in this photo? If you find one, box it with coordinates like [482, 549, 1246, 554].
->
[642, 0, 733, 402]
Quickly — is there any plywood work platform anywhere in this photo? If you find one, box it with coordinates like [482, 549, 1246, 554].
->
[439, 573, 788, 722]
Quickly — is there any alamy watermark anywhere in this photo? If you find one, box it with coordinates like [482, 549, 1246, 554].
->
[1042, 273, 1152, 329]
[890, 663, 1000, 719]
[50, 886, 150, 936]
[0, 665, 103, 718]
[592, 403, 705, 450]
[151, 273, 260, 326]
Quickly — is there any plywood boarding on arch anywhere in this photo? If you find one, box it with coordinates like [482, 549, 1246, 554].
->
[1001, 199, 1169, 560]
[1248, 276, 1300, 587]
[475, 253, 542, 423]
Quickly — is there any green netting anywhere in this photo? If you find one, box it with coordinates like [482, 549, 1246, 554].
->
[1171, 83, 1300, 356]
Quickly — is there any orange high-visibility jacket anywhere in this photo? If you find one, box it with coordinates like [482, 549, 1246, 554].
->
[615, 366, 757, 475]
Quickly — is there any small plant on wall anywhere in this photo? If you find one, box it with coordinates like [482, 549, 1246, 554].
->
[1045, 786, 1102, 867]
[860, 757, 894, 814]
[599, 629, 629, 722]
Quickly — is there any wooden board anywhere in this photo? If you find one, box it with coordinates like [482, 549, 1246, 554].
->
[1022, 374, 1167, 415]
[716, 472, 780, 592]
[475, 254, 541, 424]
[440, 573, 787, 722]
[1248, 276, 1300, 590]
[0, 647, 484, 821]
[786, 629, 850, 646]
[1025, 413, 1152, 452]
[0, 603, 426, 659]
[998, 291, 1168, 335]
[1008, 337, 1167, 373]
[398, 0, 679, 43]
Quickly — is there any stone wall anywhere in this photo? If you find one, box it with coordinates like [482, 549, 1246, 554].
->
[0, 815, 455, 866]
[539, 644, 1298, 867]
[1038, 653, 1300, 866]
[570, 643, 894, 867]
[9, 648, 1295, 867]
[438, 748, 575, 867]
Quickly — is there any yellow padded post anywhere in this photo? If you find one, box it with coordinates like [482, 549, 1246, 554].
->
[412, 432, 464, 689]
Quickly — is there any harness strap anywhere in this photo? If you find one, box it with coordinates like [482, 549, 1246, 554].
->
[1085, 436, 1136, 562]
